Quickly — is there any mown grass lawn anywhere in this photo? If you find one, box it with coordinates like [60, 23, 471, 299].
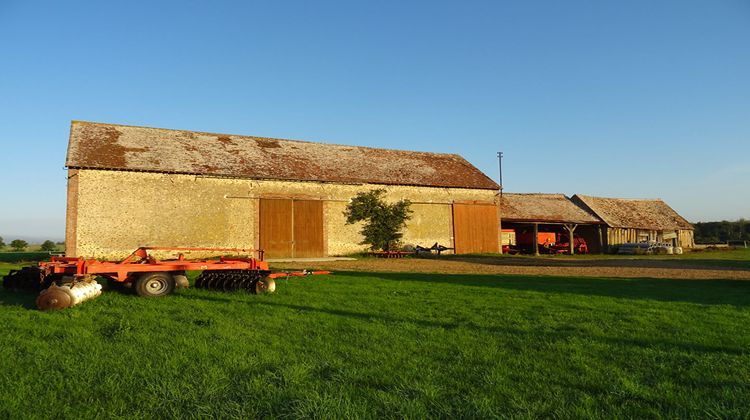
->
[1, 263, 749, 418]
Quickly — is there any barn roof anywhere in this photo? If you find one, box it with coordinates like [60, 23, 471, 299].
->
[66, 121, 499, 190]
[572, 195, 693, 230]
[499, 193, 602, 224]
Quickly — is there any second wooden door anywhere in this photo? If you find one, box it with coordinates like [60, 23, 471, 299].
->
[259, 199, 324, 258]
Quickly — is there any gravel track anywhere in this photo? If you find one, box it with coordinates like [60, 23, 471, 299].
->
[273, 256, 750, 280]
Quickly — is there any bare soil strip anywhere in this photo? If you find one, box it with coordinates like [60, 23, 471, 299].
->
[273, 257, 750, 280]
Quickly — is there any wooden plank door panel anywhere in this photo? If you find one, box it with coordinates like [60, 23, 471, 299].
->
[453, 204, 499, 254]
[293, 200, 325, 258]
[259, 199, 293, 258]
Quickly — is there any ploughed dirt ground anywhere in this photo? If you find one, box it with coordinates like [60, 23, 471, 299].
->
[273, 254, 750, 280]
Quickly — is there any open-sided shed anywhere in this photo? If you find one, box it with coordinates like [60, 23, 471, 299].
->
[571, 195, 694, 249]
[499, 193, 605, 254]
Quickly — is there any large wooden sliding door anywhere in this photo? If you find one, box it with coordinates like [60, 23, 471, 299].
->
[259, 199, 294, 257]
[452, 203, 499, 254]
[293, 200, 324, 258]
[259, 199, 324, 258]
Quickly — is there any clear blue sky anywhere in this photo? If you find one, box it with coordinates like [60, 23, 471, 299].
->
[1, 0, 749, 241]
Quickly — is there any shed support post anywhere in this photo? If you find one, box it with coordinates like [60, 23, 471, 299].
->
[533, 223, 539, 256]
[564, 224, 578, 255]
[597, 225, 604, 254]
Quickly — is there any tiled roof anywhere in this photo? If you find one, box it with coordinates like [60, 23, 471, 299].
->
[66, 121, 499, 190]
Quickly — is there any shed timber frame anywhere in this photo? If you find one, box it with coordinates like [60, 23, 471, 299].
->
[571, 195, 695, 250]
[499, 193, 605, 254]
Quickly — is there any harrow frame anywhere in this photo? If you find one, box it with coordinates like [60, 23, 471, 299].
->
[38, 247, 269, 283]
[4, 247, 331, 309]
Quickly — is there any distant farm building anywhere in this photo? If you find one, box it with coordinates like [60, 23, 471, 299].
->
[571, 195, 694, 249]
[499, 193, 605, 254]
[64, 121, 500, 259]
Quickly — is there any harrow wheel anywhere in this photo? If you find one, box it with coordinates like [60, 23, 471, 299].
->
[194, 269, 272, 294]
[134, 272, 175, 297]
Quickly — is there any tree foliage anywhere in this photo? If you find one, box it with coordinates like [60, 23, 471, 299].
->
[0, 236, 4, 249]
[9, 239, 28, 252]
[40, 240, 57, 252]
[694, 219, 750, 244]
[344, 189, 412, 251]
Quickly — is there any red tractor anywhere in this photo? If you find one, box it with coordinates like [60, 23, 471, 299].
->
[551, 235, 589, 254]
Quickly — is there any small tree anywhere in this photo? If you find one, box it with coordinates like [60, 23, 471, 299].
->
[0, 236, 4, 250]
[10, 239, 28, 252]
[40, 240, 57, 252]
[344, 189, 412, 251]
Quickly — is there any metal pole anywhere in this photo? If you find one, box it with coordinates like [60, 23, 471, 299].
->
[497, 152, 503, 197]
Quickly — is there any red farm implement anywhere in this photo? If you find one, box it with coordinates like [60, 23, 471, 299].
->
[2, 247, 330, 310]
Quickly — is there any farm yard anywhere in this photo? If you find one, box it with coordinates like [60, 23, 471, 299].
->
[1, 250, 749, 418]
[282, 248, 750, 280]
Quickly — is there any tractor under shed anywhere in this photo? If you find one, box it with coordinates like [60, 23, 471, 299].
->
[499, 193, 605, 255]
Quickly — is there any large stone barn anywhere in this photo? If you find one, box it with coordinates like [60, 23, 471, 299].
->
[64, 121, 501, 259]
[499, 193, 605, 254]
[571, 195, 694, 249]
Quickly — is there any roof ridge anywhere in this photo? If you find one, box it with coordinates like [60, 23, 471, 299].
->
[504, 192, 567, 196]
[71, 120, 462, 159]
[575, 194, 664, 202]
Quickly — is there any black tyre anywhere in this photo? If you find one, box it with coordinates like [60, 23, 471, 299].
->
[134, 272, 175, 297]
[108, 278, 125, 291]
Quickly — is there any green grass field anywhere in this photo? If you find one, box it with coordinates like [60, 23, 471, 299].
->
[1, 263, 749, 418]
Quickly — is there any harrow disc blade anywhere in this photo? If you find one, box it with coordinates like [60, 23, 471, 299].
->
[36, 286, 72, 311]
[2, 267, 47, 292]
[239, 276, 256, 293]
[204, 273, 219, 289]
[194, 274, 205, 288]
[225, 276, 242, 292]
[255, 277, 276, 294]
[222, 272, 238, 291]
[194, 269, 273, 294]
[2, 270, 17, 290]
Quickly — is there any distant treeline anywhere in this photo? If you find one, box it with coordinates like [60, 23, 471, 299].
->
[694, 219, 750, 244]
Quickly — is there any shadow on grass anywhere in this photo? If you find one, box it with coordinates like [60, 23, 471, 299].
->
[421, 254, 750, 271]
[332, 271, 750, 307]
[0, 290, 38, 309]
[174, 293, 748, 356]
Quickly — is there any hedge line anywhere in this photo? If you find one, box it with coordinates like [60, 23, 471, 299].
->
[0, 252, 52, 263]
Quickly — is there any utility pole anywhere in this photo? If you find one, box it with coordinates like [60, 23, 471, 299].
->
[497, 151, 503, 197]
[497, 151, 504, 255]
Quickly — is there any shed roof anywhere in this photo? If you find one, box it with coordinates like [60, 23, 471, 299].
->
[499, 193, 602, 224]
[66, 121, 499, 190]
[572, 195, 693, 230]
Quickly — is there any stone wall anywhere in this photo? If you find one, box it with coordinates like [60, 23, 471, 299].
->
[66, 169, 498, 259]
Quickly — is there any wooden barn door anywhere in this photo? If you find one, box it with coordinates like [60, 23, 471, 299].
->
[452, 203, 499, 254]
[259, 199, 324, 258]
[260, 199, 294, 258]
[293, 200, 324, 258]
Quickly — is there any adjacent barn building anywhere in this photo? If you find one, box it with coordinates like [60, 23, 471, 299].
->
[65, 121, 501, 259]
[571, 195, 694, 249]
[499, 193, 605, 254]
